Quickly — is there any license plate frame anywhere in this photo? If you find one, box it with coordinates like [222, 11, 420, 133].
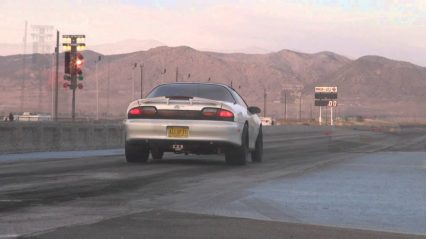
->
[167, 126, 189, 138]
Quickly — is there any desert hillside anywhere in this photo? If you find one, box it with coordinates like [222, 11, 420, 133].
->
[1, 46, 425, 120]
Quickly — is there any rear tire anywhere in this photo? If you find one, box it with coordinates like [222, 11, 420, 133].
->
[125, 142, 149, 163]
[251, 127, 263, 163]
[225, 125, 248, 166]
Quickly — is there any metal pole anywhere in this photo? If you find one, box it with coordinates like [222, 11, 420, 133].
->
[175, 66, 178, 82]
[54, 30, 59, 120]
[284, 92, 287, 121]
[95, 59, 99, 120]
[71, 37, 77, 121]
[319, 106, 322, 125]
[331, 107, 334, 126]
[299, 94, 302, 122]
[72, 86, 76, 120]
[140, 64, 144, 98]
[20, 21, 28, 113]
[107, 60, 110, 116]
[263, 88, 267, 117]
[325, 106, 328, 125]
[131, 65, 135, 100]
[51, 53, 54, 118]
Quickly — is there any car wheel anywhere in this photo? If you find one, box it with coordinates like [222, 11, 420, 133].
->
[151, 148, 164, 161]
[251, 126, 263, 163]
[125, 142, 149, 163]
[225, 124, 248, 165]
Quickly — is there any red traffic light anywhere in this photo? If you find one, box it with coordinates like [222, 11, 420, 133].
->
[77, 83, 83, 89]
[76, 53, 84, 67]
[74, 53, 84, 70]
[63, 82, 70, 88]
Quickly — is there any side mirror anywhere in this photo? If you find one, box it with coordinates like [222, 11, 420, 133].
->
[248, 106, 261, 114]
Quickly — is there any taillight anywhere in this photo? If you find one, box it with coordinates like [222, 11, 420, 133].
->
[128, 106, 157, 119]
[218, 109, 234, 118]
[128, 108, 142, 116]
[201, 108, 234, 121]
[141, 106, 157, 115]
[201, 108, 218, 117]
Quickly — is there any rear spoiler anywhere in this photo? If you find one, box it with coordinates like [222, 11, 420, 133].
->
[138, 96, 220, 106]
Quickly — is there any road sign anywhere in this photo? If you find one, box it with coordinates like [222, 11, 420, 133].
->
[315, 100, 328, 106]
[328, 100, 337, 107]
[315, 92, 337, 99]
[315, 86, 338, 126]
[315, 100, 337, 107]
[315, 86, 337, 93]
[314, 86, 337, 103]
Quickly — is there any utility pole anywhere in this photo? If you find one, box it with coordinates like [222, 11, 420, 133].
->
[140, 64, 144, 98]
[20, 21, 28, 113]
[263, 88, 267, 117]
[95, 56, 101, 120]
[107, 59, 110, 116]
[299, 93, 302, 122]
[50, 53, 54, 118]
[175, 66, 178, 82]
[284, 92, 287, 121]
[319, 106, 322, 125]
[54, 30, 59, 120]
[132, 63, 137, 100]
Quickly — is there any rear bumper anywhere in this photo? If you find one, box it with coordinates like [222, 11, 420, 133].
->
[124, 119, 243, 146]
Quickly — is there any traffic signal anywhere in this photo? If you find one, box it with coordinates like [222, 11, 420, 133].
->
[64, 52, 71, 74]
[76, 53, 84, 80]
[70, 53, 84, 80]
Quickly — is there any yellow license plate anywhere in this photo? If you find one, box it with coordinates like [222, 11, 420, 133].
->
[167, 127, 189, 138]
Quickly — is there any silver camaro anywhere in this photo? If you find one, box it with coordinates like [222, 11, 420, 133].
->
[124, 83, 263, 165]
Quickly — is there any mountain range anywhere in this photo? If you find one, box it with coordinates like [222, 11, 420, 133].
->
[0, 46, 425, 120]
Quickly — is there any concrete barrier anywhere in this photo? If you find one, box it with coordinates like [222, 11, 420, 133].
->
[0, 122, 124, 154]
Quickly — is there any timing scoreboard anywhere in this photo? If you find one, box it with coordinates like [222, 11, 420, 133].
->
[314, 87, 337, 107]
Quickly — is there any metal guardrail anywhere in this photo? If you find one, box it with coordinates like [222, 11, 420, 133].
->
[1, 117, 125, 124]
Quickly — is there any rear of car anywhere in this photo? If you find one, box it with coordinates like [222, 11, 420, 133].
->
[124, 83, 263, 165]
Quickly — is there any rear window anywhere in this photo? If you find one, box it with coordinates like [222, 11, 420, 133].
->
[146, 84, 235, 103]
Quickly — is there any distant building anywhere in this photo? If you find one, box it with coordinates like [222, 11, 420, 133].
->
[31, 25, 54, 54]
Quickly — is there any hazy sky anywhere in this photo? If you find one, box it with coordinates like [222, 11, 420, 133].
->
[1, 0, 425, 66]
